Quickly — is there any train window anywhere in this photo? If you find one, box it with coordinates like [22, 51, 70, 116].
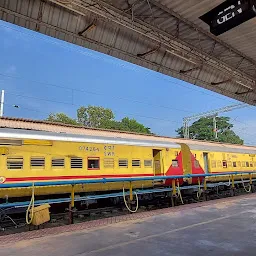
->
[250, 162, 253, 167]
[70, 157, 83, 169]
[217, 160, 222, 168]
[242, 162, 245, 167]
[7, 157, 23, 169]
[194, 160, 200, 168]
[211, 160, 216, 168]
[222, 161, 227, 168]
[104, 158, 114, 168]
[228, 161, 232, 167]
[0, 139, 22, 146]
[246, 162, 249, 167]
[172, 160, 179, 167]
[237, 161, 241, 167]
[144, 160, 152, 167]
[233, 162, 237, 167]
[88, 158, 100, 170]
[52, 158, 65, 168]
[119, 159, 128, 168]
[132, 159, 141, 167]
[30, 157, 45, 168]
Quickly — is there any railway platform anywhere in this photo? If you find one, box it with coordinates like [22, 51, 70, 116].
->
[1, 194, 256, 255]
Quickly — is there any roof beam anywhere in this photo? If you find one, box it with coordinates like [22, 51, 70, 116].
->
[137, 45, 160, 58]
[82, 0, 256, 84]
[211, 79, 232, 86]
[235, 89, 254, 95]
[78, 22, 97, 36]
[179, 66, 201, 74]
[1, 0, 255, 105]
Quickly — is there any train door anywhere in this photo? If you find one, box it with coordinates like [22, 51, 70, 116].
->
[203, 152, 209, 173]
[153, 149, 162, 176]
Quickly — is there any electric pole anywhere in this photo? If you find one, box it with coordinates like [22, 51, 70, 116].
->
[0, 90, 4, 117]
[183, 103, 248, 139]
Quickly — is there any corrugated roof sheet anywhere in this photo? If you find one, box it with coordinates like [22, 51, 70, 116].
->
[0, 0, 255, 105]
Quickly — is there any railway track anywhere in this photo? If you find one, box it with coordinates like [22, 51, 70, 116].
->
[0, 186, 252, 236]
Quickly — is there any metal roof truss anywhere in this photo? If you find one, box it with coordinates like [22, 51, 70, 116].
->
[0, 0, 255, 104]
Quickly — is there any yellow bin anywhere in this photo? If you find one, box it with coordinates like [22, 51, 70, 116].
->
[30, 204, 51, 226]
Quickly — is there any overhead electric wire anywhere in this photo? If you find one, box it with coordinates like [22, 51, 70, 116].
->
[4, 103, 52, 116]
[5, 97, 183, 125]
[1, 23, 255, 143]
[5, 103, 256, 145]
[0, 23, 239, 104]
[5, 91, 256, 140]
[5, 102, 256, 145]
[1, 73, 192, 114]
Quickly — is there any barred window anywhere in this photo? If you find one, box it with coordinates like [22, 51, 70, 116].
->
[144, 160, 152, 167]
[104, 158, 114, 168]
[30, 157, 45, 168]
[88, 158, 100, 169]
[119, 159, 128, 168]
[172, 160, 179, 167]
[246, 162, 249, 167]
[228, 161, 232, 167]
[71, 157, 83, 169]
[217, 160, 222, 168]
[242, 161, 245, 167]
[211, 160, 217, 168]
[237, 161, 241, 167]
[52, 158, 65, 168]
[7, 157, 23, 169]
[132, 159, 141, 167]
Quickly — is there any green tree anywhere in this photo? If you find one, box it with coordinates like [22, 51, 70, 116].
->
[46, 113, 79, 125]
[176, 117, 243, 144]
[92, 117, 152, 134]
[46, 105, 152, 134]
[119, 117, 152, 134]
[77, 105, 115, 128]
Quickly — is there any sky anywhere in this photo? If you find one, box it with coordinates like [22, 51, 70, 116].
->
[0, 20, 255, 145]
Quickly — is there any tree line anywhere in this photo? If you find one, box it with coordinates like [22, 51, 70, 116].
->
[46, 105, 243, 144]
[46, 105, 152, 134]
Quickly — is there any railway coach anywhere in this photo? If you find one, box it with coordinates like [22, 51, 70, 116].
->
[0, 117, 255, 199]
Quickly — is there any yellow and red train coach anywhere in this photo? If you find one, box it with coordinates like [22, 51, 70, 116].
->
[0, 117, 255, 198]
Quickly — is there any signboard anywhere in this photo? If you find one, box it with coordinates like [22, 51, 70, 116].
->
[200, 0, 256, 36]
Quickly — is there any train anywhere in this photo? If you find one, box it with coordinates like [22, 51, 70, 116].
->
[0, 117, 255, 200]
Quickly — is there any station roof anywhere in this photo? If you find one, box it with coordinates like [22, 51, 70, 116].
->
[0, 0, 256, 104]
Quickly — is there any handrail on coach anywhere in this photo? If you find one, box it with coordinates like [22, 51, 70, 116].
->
[0, 171, 255, 189]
